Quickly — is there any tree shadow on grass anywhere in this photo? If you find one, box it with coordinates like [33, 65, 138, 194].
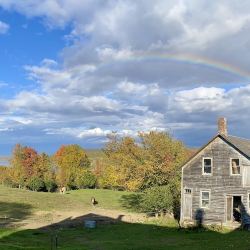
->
[1, 202, 250, 250]
[0, 201, 33, 228]
[1, 212, 250, 250]
[119, 193, 144, 212]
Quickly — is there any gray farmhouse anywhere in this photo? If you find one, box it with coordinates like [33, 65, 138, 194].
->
[181, 118, 250, 227]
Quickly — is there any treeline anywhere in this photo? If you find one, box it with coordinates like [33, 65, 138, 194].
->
[0, 132, 189, 199]
[98, 132, 188, 191]
[0, 144, 95, 192]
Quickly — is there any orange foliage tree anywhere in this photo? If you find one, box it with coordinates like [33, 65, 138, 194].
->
[54, 144, 93, 189]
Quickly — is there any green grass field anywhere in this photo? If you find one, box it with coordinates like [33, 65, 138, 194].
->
[0, 185, 250, 250]
[0, 185, 133, 213]
[1, 222, 250, 250]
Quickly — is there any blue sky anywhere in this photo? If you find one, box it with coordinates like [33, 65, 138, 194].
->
[0, 11, 68, 97]
[0, 1, 250, 155]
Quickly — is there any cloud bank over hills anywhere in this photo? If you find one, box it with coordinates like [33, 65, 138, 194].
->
[0, 0, 250, 153]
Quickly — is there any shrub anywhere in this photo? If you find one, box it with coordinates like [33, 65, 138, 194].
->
[2, 176, 16, 188]
[44, 179, 57, 192]
[76, 170, 96, 189]
[140, 185, 173, 214]
[27, 177, 45, 191]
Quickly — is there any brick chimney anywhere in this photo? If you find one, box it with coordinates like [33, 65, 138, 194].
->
[218, 117, 228, 136]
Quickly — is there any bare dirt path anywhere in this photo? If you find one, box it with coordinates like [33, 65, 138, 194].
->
[15, 208, 147, 229]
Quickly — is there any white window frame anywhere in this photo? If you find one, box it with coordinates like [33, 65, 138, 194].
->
[200, 190, 211, 209]
[242, 166, 250, 187]
[202, 157, 213, 175]
[230, 158, 241, 176]
[248, 192, 250, 212]
[184, 187, 192, 194]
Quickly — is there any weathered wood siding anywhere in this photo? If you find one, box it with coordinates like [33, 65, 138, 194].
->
[182, 136, 250, 224]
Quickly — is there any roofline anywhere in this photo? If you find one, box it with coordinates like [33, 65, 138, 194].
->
[219, 134, 250, 160]
[182, 134, 219, 170]
[224, 134, 250, 142]
[182, 134, 250, 170]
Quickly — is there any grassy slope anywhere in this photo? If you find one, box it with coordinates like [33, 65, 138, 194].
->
[0, 185, 133, 213]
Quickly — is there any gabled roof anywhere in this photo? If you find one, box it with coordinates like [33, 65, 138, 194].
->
[182, 134, 250, 169]
[221, 134, 250, 159]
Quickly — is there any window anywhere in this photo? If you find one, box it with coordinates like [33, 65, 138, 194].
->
[200, 190, 210, 208]
[203, 158, 212, 175]
[231, 159, 240, 175]
[185, 188, 191, 194]
[248, 193, 250, 211]
[243, 167, 250, 187]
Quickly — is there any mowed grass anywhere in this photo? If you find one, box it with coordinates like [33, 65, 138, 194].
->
[1, 223, 250, 250]
[1, 185, 250, 250]
[0, 185, 134, 214]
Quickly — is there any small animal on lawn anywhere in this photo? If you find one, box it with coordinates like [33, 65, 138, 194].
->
[91, 197, 98, 207]
[60, 186, 66, 194]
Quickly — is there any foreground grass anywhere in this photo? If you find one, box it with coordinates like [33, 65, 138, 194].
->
[0, 221, 250, 250]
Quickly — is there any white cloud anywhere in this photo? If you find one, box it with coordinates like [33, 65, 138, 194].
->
[170, 86, 230, 113]
[117, 81, 147, 94]
[2, 1, 250, 149]
[0, 20, 9, 34]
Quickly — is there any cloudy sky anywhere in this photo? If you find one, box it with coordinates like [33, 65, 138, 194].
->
[0, 1, 250, 154]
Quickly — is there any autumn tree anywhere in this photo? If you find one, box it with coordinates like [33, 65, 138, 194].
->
[36, 153, 57, 192]
[10, 144, 26, 187]
[10, 144, 39, 187]
[101, 131, 188, 191]
[139, 131, 187, 189]
[10, 144, 55, 191]
[101, 133, 145, 191]
[54, 144, 91, 189]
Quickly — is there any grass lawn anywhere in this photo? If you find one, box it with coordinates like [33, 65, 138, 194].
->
[0, 185, 250, 250]
[0, 185, 134, 213]
[1, 222, 250, 250]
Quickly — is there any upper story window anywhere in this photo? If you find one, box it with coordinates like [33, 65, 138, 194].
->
[231, 158, 240, 175]
[202, 158, 212, 175]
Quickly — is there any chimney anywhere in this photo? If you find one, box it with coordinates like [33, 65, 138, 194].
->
[218, 117, 228, 136]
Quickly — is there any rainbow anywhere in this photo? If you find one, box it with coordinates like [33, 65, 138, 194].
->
[109, 51, 250, 80]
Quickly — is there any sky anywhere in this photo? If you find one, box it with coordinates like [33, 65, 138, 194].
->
[1, 1, 250, 155]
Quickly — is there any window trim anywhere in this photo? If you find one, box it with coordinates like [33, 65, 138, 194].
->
[200, 190, 211, 209]
[184, 187, 192, 195]
[230, 158, 241, 176]
[243, 166, 250, 187]
[202, 157, 213, 175]
[248, 193, 250, 212]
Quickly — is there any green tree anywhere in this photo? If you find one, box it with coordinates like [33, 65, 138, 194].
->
[139, 131, 187, 189]
[36, 153, 57, 192]
[140, 185, 173, 214]
[27, 176, 45, 191]
[75, 169, 96, 189]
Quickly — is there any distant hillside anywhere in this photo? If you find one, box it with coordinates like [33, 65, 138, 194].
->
[0, 156, 10, 167]
[86, 149, 104, 161]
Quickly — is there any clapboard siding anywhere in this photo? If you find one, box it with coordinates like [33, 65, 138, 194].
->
[181, 136, 250, 224]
